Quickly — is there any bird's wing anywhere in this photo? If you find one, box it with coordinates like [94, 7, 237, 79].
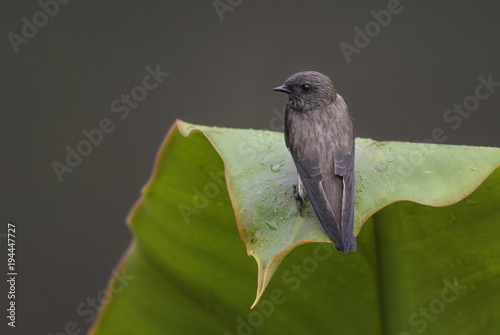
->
[293, 141, 356, 252]
[333, 141, 356, 251]
[293, 151, 344, 251]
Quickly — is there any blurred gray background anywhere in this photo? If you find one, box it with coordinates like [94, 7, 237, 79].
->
[1, 0, 499, 333]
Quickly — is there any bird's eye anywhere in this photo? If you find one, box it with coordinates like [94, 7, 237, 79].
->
[300, 84, 311, 93]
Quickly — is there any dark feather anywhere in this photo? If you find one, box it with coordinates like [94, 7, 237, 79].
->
[292, 140, 356, 252]
[281, 71, 356, 252]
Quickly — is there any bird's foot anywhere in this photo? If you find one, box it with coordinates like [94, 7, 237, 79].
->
[293, 184, 303, 217]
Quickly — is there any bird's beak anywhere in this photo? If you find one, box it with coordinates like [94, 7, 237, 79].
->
[273, 85, 293, 94]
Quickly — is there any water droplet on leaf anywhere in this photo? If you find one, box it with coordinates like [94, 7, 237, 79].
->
[271, 163, 283, 172]
[374, 164, 388, 173]
[265, 220, 278, 231]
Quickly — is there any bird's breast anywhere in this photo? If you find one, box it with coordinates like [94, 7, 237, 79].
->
[285, 101, 353, 160]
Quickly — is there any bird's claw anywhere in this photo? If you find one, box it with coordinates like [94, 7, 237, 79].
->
[293, 184, 303, 217]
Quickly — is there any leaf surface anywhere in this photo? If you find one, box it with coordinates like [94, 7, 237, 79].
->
[91, 121, 500, 335]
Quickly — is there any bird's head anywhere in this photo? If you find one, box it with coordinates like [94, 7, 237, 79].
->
[273, 71, 337, 112]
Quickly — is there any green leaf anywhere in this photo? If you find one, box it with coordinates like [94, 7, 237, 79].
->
[90, 121, 500, 335]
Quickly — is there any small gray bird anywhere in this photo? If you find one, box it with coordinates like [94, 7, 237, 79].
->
[273, 71, 356, 253]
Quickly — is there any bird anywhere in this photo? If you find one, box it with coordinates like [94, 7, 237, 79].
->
[273, 71, 356, 253]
